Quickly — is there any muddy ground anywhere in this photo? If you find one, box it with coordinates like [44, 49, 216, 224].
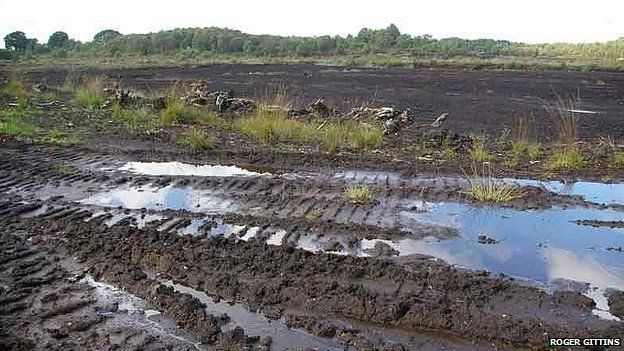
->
[1, 65, 624, 350]
[18, 64, 624, 140]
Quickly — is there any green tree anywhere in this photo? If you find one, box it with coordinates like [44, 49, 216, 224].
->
[4, 31, 28, 51]
[47, 31, 69, 49]
[93, 29, 122, 43]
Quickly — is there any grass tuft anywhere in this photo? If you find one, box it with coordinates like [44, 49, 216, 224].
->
[73, 78, 104, 109]
[548, 146, 583, 170]
[470, 142, 493, 162]
[52, 162, 75, 175]
[612, 152, 624, 168]
[39, 129, 80, 145]
[177, 127, 213, 150]
[466, 163, 520, 202]
[344, 185, 375, 205]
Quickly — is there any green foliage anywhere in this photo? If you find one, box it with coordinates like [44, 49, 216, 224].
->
[0, 108, 38, 137]
[2, 77, 30, 98]
[39, 129, 80, 145]
[160, 98, 218, 126]
[527, 143, 544, 160]
[177, 127, 213, 150]
[4, 31, 28, 51]
[345, 123, 383, 150]
[112, 103, 158, 133]
[73, 78, 104, 109]
[232, 105, 382, 153]
[511, 140, 528, 155]
[93, 29, 122, 43]
[612, 153, 624, 167]
[233, 106, 315, 145]
[469, 142, 493, 162]
[548, 147, 583, 170]
[344, 185, 375, 205]
[47, 31, 69, 49]
[52, 162, 75, 175]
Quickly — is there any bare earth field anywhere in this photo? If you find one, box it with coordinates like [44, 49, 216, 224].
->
[1, 65, 624, 350]
[23, 64, 624, 139]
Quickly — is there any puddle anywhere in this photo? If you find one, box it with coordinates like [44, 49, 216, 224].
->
[355, 202, 624, 320]
[79, 185, 236, 214]
[82, 275, 205, 349]
[508, 178, 624, 206]
[179, 219, 205, 235]
[162, 280, 344, 350]
[118, 161, 264, 177]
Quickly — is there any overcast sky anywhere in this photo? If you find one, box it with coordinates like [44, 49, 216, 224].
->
[1, 0, 623, 47]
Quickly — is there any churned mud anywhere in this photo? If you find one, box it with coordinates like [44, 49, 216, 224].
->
[0, 141, 623, 350]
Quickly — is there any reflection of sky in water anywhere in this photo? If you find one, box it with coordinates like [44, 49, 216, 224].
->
[359, 202, 624, 319]
[509, 178, 624, 205]
[80, 185, 235, 214]
[362, 203, 624, 287]
[118, 161, 262, 177]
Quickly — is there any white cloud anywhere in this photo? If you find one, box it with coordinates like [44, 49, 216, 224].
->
[1, 0, 623, 47]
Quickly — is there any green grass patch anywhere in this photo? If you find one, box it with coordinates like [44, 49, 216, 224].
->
[73, 78, 104, 109]
[39, 129, 80, 145]
[2, 77, 31, 99]
[0, 108, 38, 137]
[469, 142, 493, 162]
[112, 103, 159, 133]
[52, 162, 75, 175]
[511, 140, 528, 155]
[177, 127, 213, 151]
[612, 152, 624, 167]
[233, 105, 316, 145]
[548, 147, 583, 170]
[527, 143, 544, 160]
[344, 185, 375, 205]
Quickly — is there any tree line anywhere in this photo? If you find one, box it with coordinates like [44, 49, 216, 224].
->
[2, 25, 623, 66]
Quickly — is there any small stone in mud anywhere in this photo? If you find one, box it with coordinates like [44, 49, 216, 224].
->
[477, 235, 498, 244]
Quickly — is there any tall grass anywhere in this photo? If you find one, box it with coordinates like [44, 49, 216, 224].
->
[2, 76, 31, 98]
[73, 77, 104, 109]
[469, 141, 493, 162]
[161, 85, 220, 125]
[548, 146, 583, 170]
[112, 103, 158, 133]
[177, 127, 213, 150]
[545, 95, 581, 144]
[233, 102, 383, 152]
